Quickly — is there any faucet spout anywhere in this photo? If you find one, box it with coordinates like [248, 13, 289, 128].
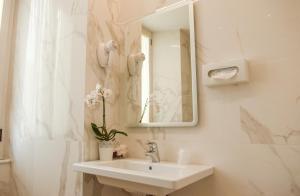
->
[145, 152, 160, 163]
[144, 141, 160, 163]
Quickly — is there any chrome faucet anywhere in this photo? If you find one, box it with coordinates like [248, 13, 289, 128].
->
[145, 141, 160, 163]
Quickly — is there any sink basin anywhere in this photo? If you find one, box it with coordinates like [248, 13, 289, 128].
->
[73, 159, 213, 195]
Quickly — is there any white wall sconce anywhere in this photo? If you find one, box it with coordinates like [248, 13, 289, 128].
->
[96, 40, 118, 68]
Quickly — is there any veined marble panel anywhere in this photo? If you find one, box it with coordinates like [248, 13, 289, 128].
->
[83, 0, 300, 196]
[0, 161, 12, 196]
[83, 0, 126, 195]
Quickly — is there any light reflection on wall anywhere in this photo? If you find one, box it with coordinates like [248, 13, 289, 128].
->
[141, 34, 150, 123]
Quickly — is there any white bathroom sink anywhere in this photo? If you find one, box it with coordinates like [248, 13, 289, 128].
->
[73, 159, 213, 195]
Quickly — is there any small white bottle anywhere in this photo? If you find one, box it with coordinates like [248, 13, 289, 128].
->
[177, 149, 191, 165]
[0, 129, 4, 160]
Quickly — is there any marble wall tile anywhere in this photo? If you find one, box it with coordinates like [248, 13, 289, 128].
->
[240, 106, 274, 144]
[82, 0, 300, 196]
[83, 0, 127, 195]
[0, 163, 12, 196]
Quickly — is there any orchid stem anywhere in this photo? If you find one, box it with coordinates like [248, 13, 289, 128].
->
[102, 96, 107, 136]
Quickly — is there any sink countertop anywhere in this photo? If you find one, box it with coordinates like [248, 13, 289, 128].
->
[73, 158, 213, 190]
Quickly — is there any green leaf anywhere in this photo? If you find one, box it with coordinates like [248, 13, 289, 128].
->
[95, 136, 106, 140]
[114, 130, 128, 136]
[108, 129, 128, 140]
[91, 123, 103, 138]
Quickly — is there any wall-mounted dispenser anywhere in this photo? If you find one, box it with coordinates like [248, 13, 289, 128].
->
[202, 59, 249, 87]
[96, 40, 118, 68]
[96, 40, 119, 91]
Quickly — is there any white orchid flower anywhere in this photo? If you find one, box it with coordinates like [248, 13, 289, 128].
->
[85, 83, 113, 107]
[89, 90, 98, 99]
[96, 83, 101, 91]
[85, 94, 92, 103]
[95, 83, 103, 95]
[86, 94, 95, 107]
[88, 90, 100, 105]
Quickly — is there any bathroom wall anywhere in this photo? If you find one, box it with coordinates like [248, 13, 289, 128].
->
[0, 161, 12, 196]
[120, 0, 300, 196]
[83, 0, 125, 195]
[0, 0, 15, 160]
[84, 0, 300, 196]
[82, 0, 300, 196]
[7, 0, 87, 195]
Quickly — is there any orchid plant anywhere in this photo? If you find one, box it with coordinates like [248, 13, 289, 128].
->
[86, 83, 127, 141]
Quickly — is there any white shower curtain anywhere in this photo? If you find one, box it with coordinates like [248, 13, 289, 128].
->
[8, 0, 86, 195]
[11, 0, 82, 140]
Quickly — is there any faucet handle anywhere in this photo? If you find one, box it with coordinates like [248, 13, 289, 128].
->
[146, 141, 156, 145]
[136, 139, 158, 153]
[146, 141, 158, 152]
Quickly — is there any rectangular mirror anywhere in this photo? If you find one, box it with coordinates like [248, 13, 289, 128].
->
[126, 2, 198, 127]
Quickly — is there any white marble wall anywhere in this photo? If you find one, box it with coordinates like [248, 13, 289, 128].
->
[0, 161, 12, 196]
[120, 0, 300, 196]
[84, 0, 300, 196]
[83, 0, 125, 195]
[84, 0, 124, 162]
[7, 0, 87, 195]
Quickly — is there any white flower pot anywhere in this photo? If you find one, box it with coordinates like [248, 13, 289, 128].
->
[99, 141, 114, 161]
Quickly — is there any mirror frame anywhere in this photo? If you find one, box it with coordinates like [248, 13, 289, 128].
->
[126, 1, 198, 128]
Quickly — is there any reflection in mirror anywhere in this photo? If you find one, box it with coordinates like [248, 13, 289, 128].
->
[126, 2, 197, 127]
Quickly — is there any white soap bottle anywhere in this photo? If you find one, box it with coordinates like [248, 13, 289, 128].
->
[177, 149, 191, 165]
